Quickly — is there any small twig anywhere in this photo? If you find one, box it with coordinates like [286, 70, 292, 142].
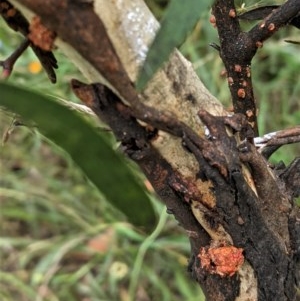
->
[239, 5, 300, 30]
[0, 39, 30, 79]
[248, 0, 300, 43]
[284, 40, 300, 45]
[0, 0, 58, 83]
[1, 114, 18, 145]
[254, 126, 300, 158]
[212, 0, 258, 137]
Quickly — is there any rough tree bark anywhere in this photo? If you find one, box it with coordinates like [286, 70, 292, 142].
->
[3, 0, 300, 300]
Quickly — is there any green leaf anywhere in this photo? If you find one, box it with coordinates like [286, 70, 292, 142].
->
[136, 0, 212, 91]
[0, 82, 156, 229]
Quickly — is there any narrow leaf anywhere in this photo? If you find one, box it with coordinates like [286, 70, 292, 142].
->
[0, 82, 156, 229]
[136, 0, 212, 91]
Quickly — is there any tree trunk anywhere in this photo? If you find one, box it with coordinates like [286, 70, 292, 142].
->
[9, 0, 300, 300]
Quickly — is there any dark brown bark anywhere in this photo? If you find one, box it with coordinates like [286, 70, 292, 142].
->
[71, 79, 242, 300]
[71, 77, 300, 300]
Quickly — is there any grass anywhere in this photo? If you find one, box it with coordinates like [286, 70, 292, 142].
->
[0, 114, 201, 301]
[1, 1, 299, 300]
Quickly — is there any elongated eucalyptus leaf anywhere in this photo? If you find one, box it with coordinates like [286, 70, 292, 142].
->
[0, 82, 156, 229]
[136, 0, 213, 91]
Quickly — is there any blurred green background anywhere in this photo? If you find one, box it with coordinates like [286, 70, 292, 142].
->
[0, 0, 299, 300]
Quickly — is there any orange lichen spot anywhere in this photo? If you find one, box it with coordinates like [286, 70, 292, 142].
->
[228, 9, 236, 18]
[227, 77, 234, 85]
[268, 23, 275, 31]
[210, 15, 216, 27]
[260, 22, 266, 29]
[246, 109, 254, 118]
[28, 61, 42, 74]
[246, 66, 251, 78]
[234, 64, 242, 72]
[256, 41, 263, 48]
[6, 8, 16, 17]
[238, 88, 246, 98]
[242, 80, 247, 87]
[198, 245, 244, 277]
[28, 16, 56, 51]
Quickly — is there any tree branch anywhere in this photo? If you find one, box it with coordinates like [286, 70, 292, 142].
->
[253, 126, 300, 159]
[0, 38, 29, 78]
[212, 0, 300, 139]
[184, 111, 299, 301]
[212, 0, 258, 137]
[247, 0, 300, 42]
[239, 5, 300, 30]
[71, 78, 248, 300]
[11, 0, 226, 202]
[0, 0, 58, 82]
